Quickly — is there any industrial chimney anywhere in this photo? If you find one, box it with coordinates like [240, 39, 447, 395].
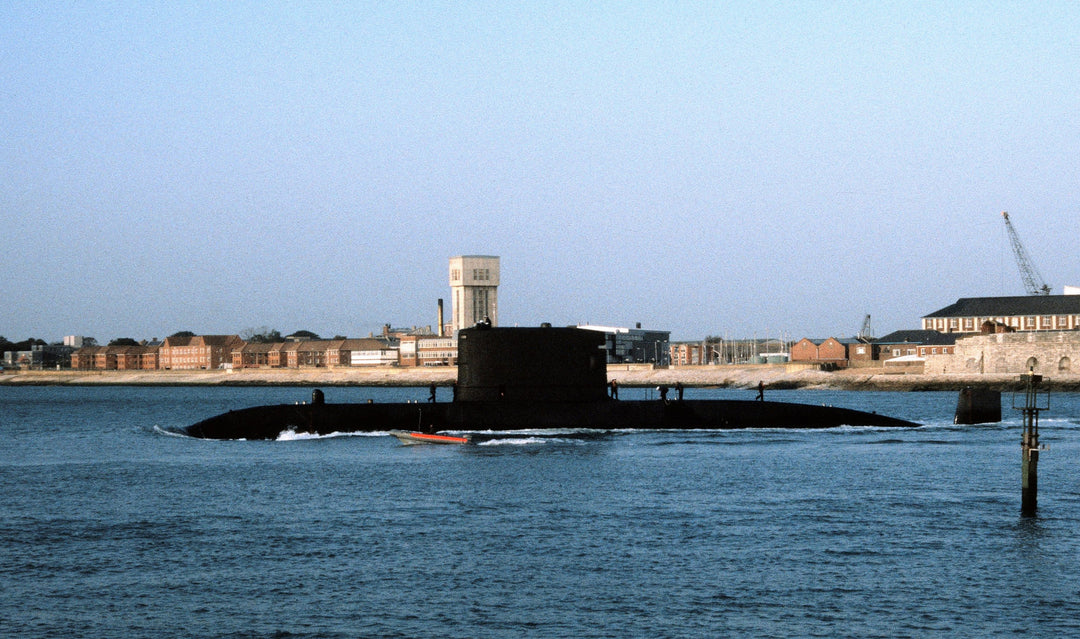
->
[437, 299, 445, 337]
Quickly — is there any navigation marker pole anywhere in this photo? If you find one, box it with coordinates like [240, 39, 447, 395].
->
[1016, 369, 1048, 517]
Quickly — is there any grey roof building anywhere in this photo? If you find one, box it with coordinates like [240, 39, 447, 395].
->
[876, 330, 959, 346]
[922, 295, 1080, 333]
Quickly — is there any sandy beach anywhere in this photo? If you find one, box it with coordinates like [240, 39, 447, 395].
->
[5, 364, 1080, 392]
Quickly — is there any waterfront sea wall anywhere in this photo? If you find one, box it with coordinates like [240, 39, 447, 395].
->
[924, 331, 1080, 379]
[5, 362, 1080, 391]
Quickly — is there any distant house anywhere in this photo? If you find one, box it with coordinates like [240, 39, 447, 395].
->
[670, 342, 707, 366]
[139, 344, 160, 370]
[70, 345, 133, 370]
[577, 325, 671, 364]
[5, 344, 75, 369]
[159, 335, 243, 370]
[791, 337, 848, 366]
[397, 335, 454, 366]
[231, 338, 398, 368]
[846, 340, 875, 365]
[71, 344, 145, 370]
[874, 330, 957, 361]
[233, 342, 276, 369]
[349, 338, 401, 366]
[922, 295, 1080, 333]
[71, 346, 98, 370]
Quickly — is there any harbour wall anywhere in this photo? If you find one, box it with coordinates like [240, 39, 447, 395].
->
[5, 361, 1080, 391]
[924, 331, 1080, 378]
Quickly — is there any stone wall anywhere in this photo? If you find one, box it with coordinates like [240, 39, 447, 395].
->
[924, 331, 1080, 376]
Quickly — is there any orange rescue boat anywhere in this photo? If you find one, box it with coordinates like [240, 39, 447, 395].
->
[389, 430, 470, 445]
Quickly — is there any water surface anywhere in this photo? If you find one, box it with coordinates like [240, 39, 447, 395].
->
[2, 386, 1079, 638]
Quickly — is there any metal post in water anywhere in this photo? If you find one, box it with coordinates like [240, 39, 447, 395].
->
[1016, 369, 1048, 517]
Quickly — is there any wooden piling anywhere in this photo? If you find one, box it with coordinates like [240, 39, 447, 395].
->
[1017, 371, 1046, 517]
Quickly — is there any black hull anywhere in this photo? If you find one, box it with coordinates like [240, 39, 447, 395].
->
[184, 399, 918, 440]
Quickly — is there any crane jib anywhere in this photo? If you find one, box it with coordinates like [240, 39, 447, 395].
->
[1001, 211, 1051, 296]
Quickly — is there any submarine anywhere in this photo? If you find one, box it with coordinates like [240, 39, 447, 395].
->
[184, 325, 918, 440]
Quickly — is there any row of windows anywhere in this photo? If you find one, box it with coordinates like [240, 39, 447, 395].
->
[419, 340, 455, 349]
[927, 316, 1080, 331]
[472, 289, 490, 324]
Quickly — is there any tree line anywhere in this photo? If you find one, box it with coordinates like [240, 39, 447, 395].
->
[3, 329, 336, 353]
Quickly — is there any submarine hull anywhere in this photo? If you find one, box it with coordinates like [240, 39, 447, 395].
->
[184, 399, 918, 440]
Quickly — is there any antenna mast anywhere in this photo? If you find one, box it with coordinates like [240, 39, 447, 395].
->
[1001, 211, 1051, 295]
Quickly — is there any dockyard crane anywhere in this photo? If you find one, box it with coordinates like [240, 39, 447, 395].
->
[1001, 211, 1051, 296]
[857, 314, 873, 342]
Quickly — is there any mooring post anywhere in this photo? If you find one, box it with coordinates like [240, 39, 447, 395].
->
[1017, 370, 1047, 517]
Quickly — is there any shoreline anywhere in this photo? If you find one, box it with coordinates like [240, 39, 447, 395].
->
[5, 365, 1080, 392]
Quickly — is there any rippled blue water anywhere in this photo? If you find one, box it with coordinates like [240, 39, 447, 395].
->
[2, 385, 1080, 638]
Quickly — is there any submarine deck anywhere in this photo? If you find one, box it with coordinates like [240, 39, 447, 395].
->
[185, 398, 918, 440]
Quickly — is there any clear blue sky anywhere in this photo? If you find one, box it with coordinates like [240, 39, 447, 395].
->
[3, 2, 1079, 343]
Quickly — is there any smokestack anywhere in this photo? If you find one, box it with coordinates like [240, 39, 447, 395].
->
[437, 299, 445, 337]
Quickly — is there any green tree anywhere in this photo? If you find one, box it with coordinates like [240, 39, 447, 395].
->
[108, 338, 140, 346]
[241, 327, 282, 343]
[8, 338, 46, 351]
[169, 331, 196, 338]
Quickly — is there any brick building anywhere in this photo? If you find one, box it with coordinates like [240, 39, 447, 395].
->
[398, 335, 457, 366]
[670, 342, 706, 366]
[790, 337, 849, 366]
[159, 335, 243, 370]
[922, 295, 1080, 333]
[71, 344, 158, 370]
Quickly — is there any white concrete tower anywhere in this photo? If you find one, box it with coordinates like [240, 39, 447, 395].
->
[449, 255, 499, 333]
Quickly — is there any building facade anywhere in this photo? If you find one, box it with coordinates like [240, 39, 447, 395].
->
[159, 335, 244, 370]
[872, 330, 957, 361]
[398, 335, 458, 366]
[670, 342, 706, 366]
[449, 255, 499, 333]
[791, 338, 849, 366]
[922, 295, 1080, 333]
[577, 325, 671, 364]
[4, 344, 75, 369]
[923, 330, 1080, 376]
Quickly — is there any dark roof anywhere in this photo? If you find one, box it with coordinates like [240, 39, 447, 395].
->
[798, 337, 842, 345]
[923, 295, 1080, 319]
[836, 337, 865, 345]
[876, 330, 958, 345]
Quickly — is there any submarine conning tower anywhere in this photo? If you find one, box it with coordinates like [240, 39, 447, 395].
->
[456, 325, 608, 402]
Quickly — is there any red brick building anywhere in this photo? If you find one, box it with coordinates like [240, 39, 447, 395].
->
[70, 344, 158, 370]
[669, 342, 706, 365]
[233, 342, 275, 369]
[790, 338, 849, 366]
[159, 335, 243, 370]
[232, 338, 397, 368]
